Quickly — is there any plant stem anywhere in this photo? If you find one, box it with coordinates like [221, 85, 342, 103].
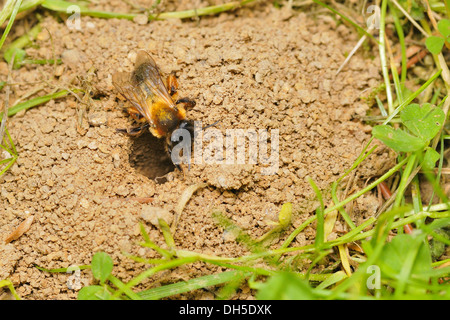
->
[41, 0, 258, 21]
[383, 70, 442, 124]
[394, 153, 417, 208]
[155, 0, 257, 20]
[279, 157, 409, 252]
[379, 0, 393, 114]
[325, 157, 409, 215]
[310, 0, 379, 44]
[112, 257, 197, 298]
[389, 2, 407, 87]
[411, 175, 423, 226]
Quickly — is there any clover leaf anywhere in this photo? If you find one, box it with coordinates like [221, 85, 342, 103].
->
[372, 103, 445, 153]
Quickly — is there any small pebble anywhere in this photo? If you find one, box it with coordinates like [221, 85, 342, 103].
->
[133, 14, 148, 25]
[88, 112, 108, 127]
[141, 205, 173, 227]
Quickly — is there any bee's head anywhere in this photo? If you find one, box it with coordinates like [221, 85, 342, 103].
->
[177, 120, 195, 134]
[166, 120, 195, 170]
[170, 120, 194, 145]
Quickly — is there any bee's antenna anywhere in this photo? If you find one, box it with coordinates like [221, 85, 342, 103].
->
[202, 120, 221, 130]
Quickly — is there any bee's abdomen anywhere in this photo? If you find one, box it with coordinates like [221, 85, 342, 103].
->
[151, 105, 180, 136]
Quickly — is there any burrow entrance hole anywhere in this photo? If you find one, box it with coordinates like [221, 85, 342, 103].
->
[128, 130, 175, 183]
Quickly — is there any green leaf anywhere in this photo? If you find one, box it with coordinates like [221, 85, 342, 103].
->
[430, 228, 450, 259]
[425, 36, 445, 54]
[4, 47, 26, 69]
[91, 252, 113, 284]
[278, 202, 292, 228]
[437, 19, 450, 38]
[374, 103, 445, 153]
[422, 147, 440, 170]
[377, 234, 432, 294]
[400, 103, 445, 141]
[396, 0, 426, 20]
[372, 125, 426, 152]
[78, 285, 112, 300]
[256, 272, 317, 300]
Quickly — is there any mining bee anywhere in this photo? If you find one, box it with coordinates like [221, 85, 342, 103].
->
[113, 50, 196, 169]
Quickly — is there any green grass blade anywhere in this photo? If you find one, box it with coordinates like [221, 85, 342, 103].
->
[0, 158, 14, 165]
[156, 0, 257, 20]
[379, 0, 393, 114]
[139, 223, 173, 259]
[310, 0, 379, 44]
[113, 257, 197, 298]
[158, 218, 176, 250]
[0, 158, 16, 176]
[108, 275, 142, 300]
[391, 59, 403, 104]
[3, 23, 42, 65]
[0, 89, 72, 121]
[324, 157, 409, 215]
[41, 0, 258, 21]
[34, 264, 91, 273]
[329, 208, 401, 298]
[376, 95, 388, 117]
[0, 279, 21, 300]
[383, 70, 442, 124]
[137, 270, 249, 300]
[394, 234, 428, 297]
[0, 0, 18, 27]
[211, 209, 264, 254]
[336, 140, 377, 185]
[41, 0, 136, 20]
[0, 0, 23, 51]
[389, 2, 407, 86]
[315, 271, 348, 290]
[21, 58, 62, 65]
[5, 128, 17, 155]
[308, 177, 324, 249]
[393, 154, 417, 209]
[331, 183, 357, 230]
[0, 144, 14, 155]
[324, 217, 376, 248]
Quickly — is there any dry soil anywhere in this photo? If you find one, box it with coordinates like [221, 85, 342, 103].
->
[0, 0, 392, 299]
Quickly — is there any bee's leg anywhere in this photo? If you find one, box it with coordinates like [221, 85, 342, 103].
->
[165, 136, 189, 172]
[117, 107, 149, 136]
[175, 97, 196, 109]
[165, 140, 180, 171]
[167, 72, 179, 97]
[167, 73, 195, 110]
[127, 106, 145, 122]
[117, 123, 149, 136]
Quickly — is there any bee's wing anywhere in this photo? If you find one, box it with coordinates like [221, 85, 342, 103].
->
[112, 71, 154, 124]
[132, 51, 174, 108]
[112, 71, 132, 99]
[135, 50, 158, 70]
